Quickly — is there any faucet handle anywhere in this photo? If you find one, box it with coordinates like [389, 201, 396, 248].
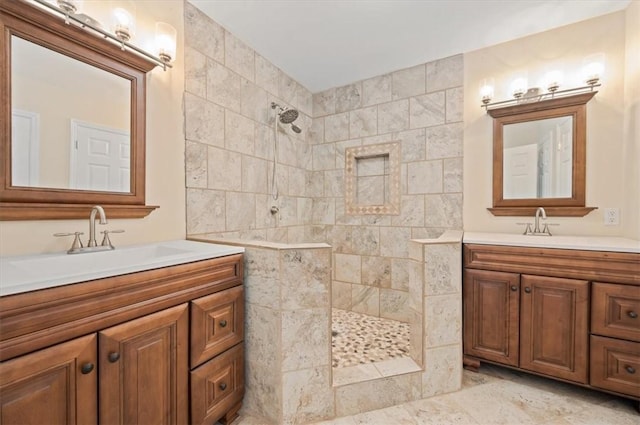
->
[100, 229, 124, 248]
[54, 232, 84, 250]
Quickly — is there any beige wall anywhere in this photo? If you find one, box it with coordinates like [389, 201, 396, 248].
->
[623, 1, 640, 239]
[464, 10, 637, 237]
[0, 1, 186, 256]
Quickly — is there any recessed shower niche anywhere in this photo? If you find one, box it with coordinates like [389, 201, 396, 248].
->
[345, 142, 401, 215]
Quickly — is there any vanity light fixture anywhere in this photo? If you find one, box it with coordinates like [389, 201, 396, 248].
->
[544, 70, 563, 94]
[582, 54, 605, 87]
[480, 78, 494, 105]
[112, 5, 135, 44]
[31, 0, 173, 70]
[510, 77, 528, 99]
[155, 22, 177, 64]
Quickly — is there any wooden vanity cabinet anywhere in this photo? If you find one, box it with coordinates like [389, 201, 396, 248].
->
[463, 244, 639, 402]
[0, 253, 244, 425]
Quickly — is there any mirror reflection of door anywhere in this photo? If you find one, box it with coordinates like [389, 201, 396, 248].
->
[11, 109, 40, 187]
[504, 144, 537, 199]
[70, 120, 130, 192]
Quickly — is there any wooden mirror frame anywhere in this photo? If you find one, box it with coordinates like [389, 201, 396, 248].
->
[487, 92, 597, 217]
[0, 0, 158, 220]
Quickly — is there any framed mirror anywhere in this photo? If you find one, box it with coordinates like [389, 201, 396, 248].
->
[1, 0, 158, 220]
[487, 92, 597, 217]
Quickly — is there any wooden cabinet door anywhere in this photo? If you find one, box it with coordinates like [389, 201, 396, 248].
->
[0, 334, 97, 425]
[99, 304, 189, 425]
[520, 275, 589, 383]
[463, 269, 520, 366]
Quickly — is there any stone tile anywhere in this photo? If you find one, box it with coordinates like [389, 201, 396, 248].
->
[407, 160, 443, 194]
[254, 123, 274, 160]
[373, 357, 422, 378]
[278, 73, 299, 106]
[426, 123, 463, 159]
[255, 53, 279, 96]
[409, 309, 423, 366]
[185, 188, 225, 235]
[225, 192, 255, 231]
[332, 281, 352, 310]
[335, 139, 364, 170]
[335, 373, 421, 417]
[350, 226, 380, 256]
[282, 308, 330, 371]
[280, 248, 331, 309]
[206, 59, 241, 112]
[325, 113, 351, 143]
[361, 256, 391, 287]
[398, 128, 426, 162]
[362, 74, 392, 107]
[207, 146, 241, 191]
[289, 167, 308, 197]
[426, 54, 463, 92]
[184, 2, 224, 62]
[402, 397, 479, 425]
[312, 198, 336, 224]
[225, 111, 255, 155]
[444, 157, 463, 193]
[306, 170, 325, 198]
[243, 247, 280, 309]
[392, 65, 426, 100]
[378, 100, 410, 134]
[391, 195, 426, 227]
[410, 92, 445, 129]
[332, 364, 381, 387]
[336, 83, 362, 113]
[324, 169, 344, 198]
[185, 141, 207, 188]
[351, 285, 379, 316]
[244, 355, 281, 423]
[352, 405, 418, 425]
[225, 31, 254, 82]
[282, 367, 335, 424]
[380, 288, 410, 322]
[335, 253, 361, 283]
[446, 87, 463, 123]
[184, 93, 224, 147]
[392, 258, 413, 292]
[424, 243, 462, 296]
[241, 79, 269, 124]
[425, 294, 461, 347]
[327, 225, 353, 254]
[421, 345, 462, 398]
[350, 106, 378, 138]
[425, 194, 462, 228]
[298, 87, 314, 117]
[313, 143, 337, 171]
[313, 89, 336, 117]
[184, 46, 206, 97]
[308, 117, 325, 145]
[242, 155, 268, 193]
[380, 227, 411, 258]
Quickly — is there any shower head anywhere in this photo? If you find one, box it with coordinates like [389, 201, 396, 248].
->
[278, 108, 299, 124]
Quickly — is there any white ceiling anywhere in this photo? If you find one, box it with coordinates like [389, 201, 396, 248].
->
[190, 0, 631, 93]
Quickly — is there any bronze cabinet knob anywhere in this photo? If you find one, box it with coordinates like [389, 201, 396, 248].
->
[108, 352, 120, 363]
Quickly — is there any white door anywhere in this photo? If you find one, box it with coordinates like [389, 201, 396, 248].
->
[11, 109, 40, 186]
[555, 118, 573, 198]
[503, 144, 538, 199]
[70, 120, 130, 192]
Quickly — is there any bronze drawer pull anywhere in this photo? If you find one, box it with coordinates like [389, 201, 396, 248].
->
[628, 311, 638, 319]
[626, 366, 636, 374]
[510, 285, 518, 292]
[108, 352, 120, 363]
[80, 363, 95, 374]
[524, 287, 531, 294]
[219, 382, 227, 391]
[219, 320, 228, 328]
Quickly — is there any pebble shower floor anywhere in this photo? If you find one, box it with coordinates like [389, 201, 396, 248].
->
[331, 308, 411, 368]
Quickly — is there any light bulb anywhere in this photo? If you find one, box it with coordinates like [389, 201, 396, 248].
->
[544, 70, 563, 93]
[510, 77, 527, 99]
[155, 22, 177, 63]
[112, 6, 135, 42]
[479, 78, 494, 105]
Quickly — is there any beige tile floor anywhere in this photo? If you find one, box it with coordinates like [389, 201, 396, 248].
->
[230, 364, 639, 425]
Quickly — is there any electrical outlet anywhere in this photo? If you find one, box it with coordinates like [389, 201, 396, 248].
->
[603, 208, 620, 225]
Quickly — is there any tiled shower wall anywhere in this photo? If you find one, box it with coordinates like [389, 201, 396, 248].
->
[306, 58, 464, 322]
[183, 2, 315, 240]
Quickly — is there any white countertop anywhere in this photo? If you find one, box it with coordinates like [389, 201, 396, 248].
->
[463, 232, 640, 253]
[0, 240, 244, 297]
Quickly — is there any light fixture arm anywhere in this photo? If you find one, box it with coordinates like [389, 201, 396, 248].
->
[29, 0, 172, 70]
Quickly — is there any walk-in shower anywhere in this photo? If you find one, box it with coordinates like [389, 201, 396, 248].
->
[270, 102, 302, 205]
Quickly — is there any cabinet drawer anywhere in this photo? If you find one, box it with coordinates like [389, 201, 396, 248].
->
[191, 286, 244, 368]
[590, 335, 640, 398]
[190, 343, 244, 424]
[592, 282, 640, 342]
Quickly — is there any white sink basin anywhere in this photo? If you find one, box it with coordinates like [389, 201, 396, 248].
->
[0, 240, 244, 296]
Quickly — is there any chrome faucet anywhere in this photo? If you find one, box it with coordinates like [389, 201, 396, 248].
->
[533, 207, 547, 233]
[88, 205, 108, 247]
